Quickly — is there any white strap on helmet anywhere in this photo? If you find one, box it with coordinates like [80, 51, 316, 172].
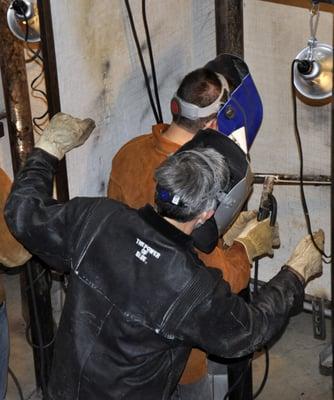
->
[172, 73, 229, 120]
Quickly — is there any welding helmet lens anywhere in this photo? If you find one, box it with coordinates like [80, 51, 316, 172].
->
[205, 53, 263, 152]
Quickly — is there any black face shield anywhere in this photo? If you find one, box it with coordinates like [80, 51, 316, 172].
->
[177, 129, 253, 253]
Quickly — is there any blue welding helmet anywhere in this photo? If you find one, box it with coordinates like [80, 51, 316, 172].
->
[205, 53, 263, 152]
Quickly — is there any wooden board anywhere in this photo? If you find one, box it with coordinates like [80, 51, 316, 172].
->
[262, 0, 334, 13]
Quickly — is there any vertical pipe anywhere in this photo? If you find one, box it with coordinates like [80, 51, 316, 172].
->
[215, 0, 244, 57]
[331, 12, 334, 398]
[37, 0, 69, 203]
[0, 0, 54, 392]
[0, 1, 34, 174]
[214, 2, 252, 400]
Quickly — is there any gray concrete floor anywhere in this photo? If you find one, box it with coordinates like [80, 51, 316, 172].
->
[3, 274, 333, 400]
[252, 311, 332, 400]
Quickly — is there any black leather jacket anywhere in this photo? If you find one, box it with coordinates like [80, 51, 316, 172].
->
[5, 149, 304, 400]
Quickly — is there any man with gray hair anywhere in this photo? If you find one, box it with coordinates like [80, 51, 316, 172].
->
[155, 147, 230, 228]
[5, 113, 324, 400]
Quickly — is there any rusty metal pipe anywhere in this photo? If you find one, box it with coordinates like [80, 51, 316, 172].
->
[0, 0, 54, 391]
[0, 0, 34, 173]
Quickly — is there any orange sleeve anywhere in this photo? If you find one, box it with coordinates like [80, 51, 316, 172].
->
[197, 240, 250, 294]
[107, 173, 124, 202]
[0, 169, 31, 267]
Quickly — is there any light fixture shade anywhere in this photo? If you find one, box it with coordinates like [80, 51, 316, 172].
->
[7, 0, 40, 42]
[293, 42, 333, 104]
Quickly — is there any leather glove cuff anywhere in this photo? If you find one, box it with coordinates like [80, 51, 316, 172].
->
[35, 139, 64, 160]
[234, 237, 255, 263]
[281, 265, 306, 287]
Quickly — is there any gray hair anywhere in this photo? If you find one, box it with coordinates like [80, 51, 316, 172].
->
[154, 147, 230, 222]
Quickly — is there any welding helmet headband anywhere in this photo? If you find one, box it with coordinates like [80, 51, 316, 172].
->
[175, 129, 253, 252]
[170, 73, 229, 120]
[205, 53, 263, 152]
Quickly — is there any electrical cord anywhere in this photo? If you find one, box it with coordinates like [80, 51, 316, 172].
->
[26, 262, 49, 399]
[291, 60, 331, 263]
[24, 267, 53, 294]
[142, 0, 163, 123]
[23, 12, 49, 136]
[253, 346, 270, 399]
[25, 321, 57, 350]
[124, 0, 163, 124]
[8, 366, 24, 400]
[222, 359, 252, 400]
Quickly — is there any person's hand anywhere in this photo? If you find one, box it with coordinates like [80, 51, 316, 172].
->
[35, 112, 96, 159]
[234, 218, 280, 263]
[223, 210, 257, 246]
[285, 229, 324, 284]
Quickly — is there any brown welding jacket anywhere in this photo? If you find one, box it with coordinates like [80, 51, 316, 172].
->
[107, 124, 251, 384]
[0, 168, 31, 303]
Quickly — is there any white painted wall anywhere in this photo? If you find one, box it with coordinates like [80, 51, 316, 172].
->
[50, 0, 216, 197]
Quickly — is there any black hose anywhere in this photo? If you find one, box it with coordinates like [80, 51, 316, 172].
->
[222, 360, 252, 400]
[124, 0, 161, 124]
[142, 0, 163, 123]
[253, 346, 270, 399]
[26, 263, 49, 399]
[8, 366, 24, 400]
[23, 13, 49, 135]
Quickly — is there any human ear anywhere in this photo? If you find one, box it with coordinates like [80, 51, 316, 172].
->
[204, 118, 217, 130]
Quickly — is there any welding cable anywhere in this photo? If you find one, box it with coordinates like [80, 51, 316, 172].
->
[222, 359, 252, 400]
[24, 268, 53, 293]
[251, 194, 277, 396]
[291, 60, 331, 263]
[25, 321, 56, 351]
[253, 345, 270, 399]
[29, 66, 49, 132]
[8, 366, 24, 400]
[26, 262, 49, 399]
[25, 47, 42, 64]
[23, 12, 49, 135]
[124, 0, 162, 124]
[142, 0, 163, 122]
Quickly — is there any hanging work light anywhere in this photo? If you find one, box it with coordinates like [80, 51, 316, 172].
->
[7, 0, 40, 42]
[293, 2, 332, 104]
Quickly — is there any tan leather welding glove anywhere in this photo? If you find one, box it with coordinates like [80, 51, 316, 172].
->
[234, 218, 279, 263]
[223, 210, 258, 246]
[35, 112, 96, 160]
[285, 229, 324, 284]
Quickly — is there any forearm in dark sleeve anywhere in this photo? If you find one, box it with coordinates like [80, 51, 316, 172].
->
[4, 148, 94, 272]
[177, 269, 304, 358]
